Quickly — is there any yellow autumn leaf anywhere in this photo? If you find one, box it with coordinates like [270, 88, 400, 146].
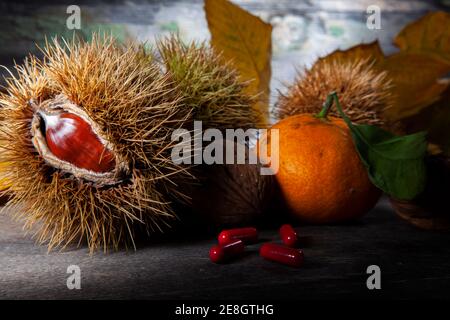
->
[383, 11, 450, 121]
[0, 161, 11, 191]
[401, 87, 450, 156]
[205, 0, 272, 126]
[314, 38, 450, 121]
[394, 11, 450, 65]
[316, 41, 384, 65]
[381, 52, 450, 121]
[387, 11, 450, 153]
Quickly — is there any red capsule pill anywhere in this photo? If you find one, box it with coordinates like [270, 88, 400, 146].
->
[260, 243, 304, 268]
[209, 239, 245, 263]
[218, 227, 258, 245]
[280, 224, 299, 247]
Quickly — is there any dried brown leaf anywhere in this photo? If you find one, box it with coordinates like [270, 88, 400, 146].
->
[205, 0, 272, 126]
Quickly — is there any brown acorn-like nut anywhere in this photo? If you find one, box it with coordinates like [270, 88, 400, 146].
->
[42, 112, 116, 173]
[31, 94, 127, 186]
[190, 141, 275, 227]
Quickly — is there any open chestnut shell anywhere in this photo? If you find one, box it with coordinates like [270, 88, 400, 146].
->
[42, 112, 116, 173]
[31, 94, 128, 186]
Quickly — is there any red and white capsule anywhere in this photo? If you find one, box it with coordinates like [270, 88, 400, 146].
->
[218, 227, 258, 245]
[260, 243, 304, 268]
[209, 239, 245, 263]
[279, 224, 299, 247]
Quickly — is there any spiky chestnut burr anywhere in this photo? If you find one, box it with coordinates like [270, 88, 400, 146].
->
[0, 35, 258, 252]
[158, 36, 264, 130]
[275, 59, 392, 127]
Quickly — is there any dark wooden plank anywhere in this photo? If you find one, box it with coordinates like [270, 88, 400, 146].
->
[1, 198, 450, 299]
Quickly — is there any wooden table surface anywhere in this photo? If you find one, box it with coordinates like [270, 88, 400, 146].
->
[1, 197, 449, 299]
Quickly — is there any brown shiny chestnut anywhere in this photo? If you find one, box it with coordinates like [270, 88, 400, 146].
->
[40, 112, 116, 173]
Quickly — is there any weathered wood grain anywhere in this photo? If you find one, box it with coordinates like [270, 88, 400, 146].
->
[1, 198, 449, 299]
